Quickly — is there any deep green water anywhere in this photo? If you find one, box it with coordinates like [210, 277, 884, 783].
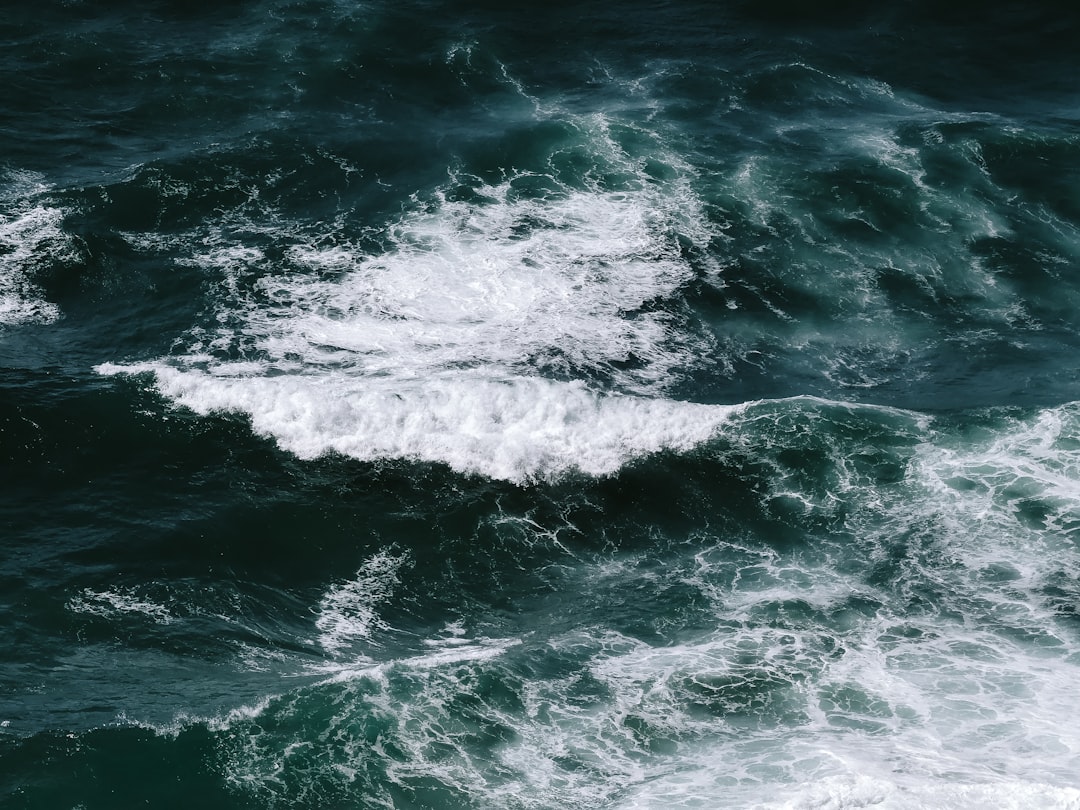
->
[3, 2, 1080, 808]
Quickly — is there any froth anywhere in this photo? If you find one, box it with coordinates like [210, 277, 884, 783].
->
[0, 172, 72, 326]
[97, 364, 735, 481]
[269, 184, 699, 391]
[67, 587, 175, 625]
[760, 775, 1080, 810]
[315, 549, 409, 656]
[915, 403, 1080, 547]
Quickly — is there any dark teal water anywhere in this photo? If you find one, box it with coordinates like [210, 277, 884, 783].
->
[3, 2, 1080, 808]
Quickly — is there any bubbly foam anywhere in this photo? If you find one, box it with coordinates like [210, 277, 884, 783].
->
[96, 365, 736, 481]
[266, 184, 698, 390]
[915, 403, 1080, 550]
[67, 587, 175, 625]
[760, 776, 1080, 810]
[315, 549, 409, 656]
[0, 172, 72, 326]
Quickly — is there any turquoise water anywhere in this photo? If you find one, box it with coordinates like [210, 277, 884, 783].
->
[3, 2, 1080, 808]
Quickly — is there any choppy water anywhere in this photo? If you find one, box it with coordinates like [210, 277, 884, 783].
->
[3, 2, 1080, 808]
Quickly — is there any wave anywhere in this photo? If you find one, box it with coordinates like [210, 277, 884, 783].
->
[96, 110, 740, 482]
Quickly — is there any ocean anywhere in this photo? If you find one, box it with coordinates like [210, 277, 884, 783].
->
[3, 2, 1080, 807]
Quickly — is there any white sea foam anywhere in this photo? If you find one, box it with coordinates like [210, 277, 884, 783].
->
[98, 135, 736, 481]
[0, 172, 72, 326]
[67, 587, 175, 625]
[267, 185, 697, 389]
[316, 634, 522, 684]
[915, 403, 1080, 550]
[96, 365, 735, 481]
[759, 775, 1080, 810]
[314, 549, 409, 656]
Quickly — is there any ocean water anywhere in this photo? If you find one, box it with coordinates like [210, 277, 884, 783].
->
[3, 2, 1080, 808]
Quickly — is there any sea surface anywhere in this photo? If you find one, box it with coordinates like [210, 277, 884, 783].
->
[3, 2, 1080, 808]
